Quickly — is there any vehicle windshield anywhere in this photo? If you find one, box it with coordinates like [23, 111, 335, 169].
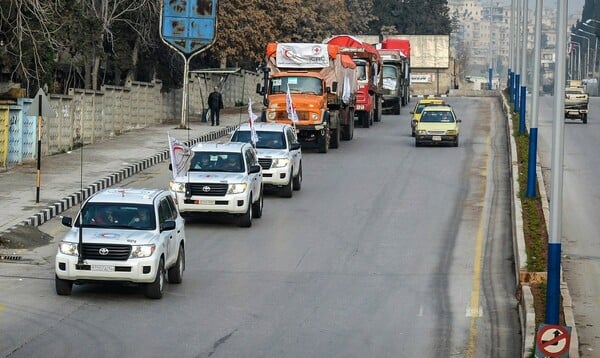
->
[75, 203, 156, 230]
[189, 152, 244, 173]
[270, 76, 322, 95]
[231, 131, 286, 149]
[382, 65, 397, 79]
[420, 111, 455, 123]
[355, 64, 367, 81]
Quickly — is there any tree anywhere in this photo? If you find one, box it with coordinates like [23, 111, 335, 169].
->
[371, 0, 453, 35]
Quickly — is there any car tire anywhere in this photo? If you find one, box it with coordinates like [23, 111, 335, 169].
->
[239, 196, 253, 227]
[293, 163, 302, 191]
[252, 189, 263, 218]
[453, 136, 459, 147]
[167, 245, 185, 284]
[55, 275, 73, 296]
[145, 258, 165, 299]
[582, 114, 588, 124]
[281, 176, 293, 198]
[415, 139, 421, 147]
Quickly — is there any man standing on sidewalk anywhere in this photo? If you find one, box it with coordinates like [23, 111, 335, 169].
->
[208, 86, 224, 126]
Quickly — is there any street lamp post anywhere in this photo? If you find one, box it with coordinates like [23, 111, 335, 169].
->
[580, 23, 598, 78]
[572, 42, 582, 79]
[570, 32, 590, 78]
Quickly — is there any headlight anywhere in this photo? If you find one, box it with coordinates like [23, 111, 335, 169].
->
[228, 183, 248, 194]
[272, 158, 290, 168]
[130, 244, 155, 258]
[446, 130, 457, 135]
[311, 113, 318, 121]
[268, 112, 276, 120]
[417, 130, 427, 135]
[58, 241, 79, 256]
[170, 181, 185, 193]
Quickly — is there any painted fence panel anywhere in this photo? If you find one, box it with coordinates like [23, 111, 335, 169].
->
[0, 105, 10, 167]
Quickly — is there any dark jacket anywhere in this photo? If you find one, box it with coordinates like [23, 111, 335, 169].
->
[208, 91, 224, 110]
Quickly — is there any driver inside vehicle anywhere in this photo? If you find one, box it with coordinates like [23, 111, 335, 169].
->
[129, 208, 150, 228]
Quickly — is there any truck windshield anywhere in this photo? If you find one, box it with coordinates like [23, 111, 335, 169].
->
[356, 64, 367, 81]
[270, 77, 322, 95]
[383, 65, 397, 79]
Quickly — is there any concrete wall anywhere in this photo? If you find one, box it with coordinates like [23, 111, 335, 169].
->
[0, 71, 263, 166]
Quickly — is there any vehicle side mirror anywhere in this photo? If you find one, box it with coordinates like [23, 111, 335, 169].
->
[160, 220, 176, 232]
[168, 163, 173, 171]
[290, 142, 301, 150]
[62, 216, 73, 227]
[326, 86, 331, 93]
[331, 82, 338, 92]
[249, 164, 261, 174]
[456, 119, 462, 123]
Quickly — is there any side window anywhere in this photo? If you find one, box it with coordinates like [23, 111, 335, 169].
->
[245, 149, 257, 168]
[158, 199, 173, 223]
[286, 129, 294, 148]
[165, 196, 178, 219]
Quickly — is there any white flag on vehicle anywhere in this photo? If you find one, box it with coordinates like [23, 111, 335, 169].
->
[168, 134, 192, 180]
[247, 99, 259, 146]
[286, 84, 299, 122]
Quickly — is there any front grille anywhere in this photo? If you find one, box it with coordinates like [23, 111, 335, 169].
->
[274, 111, 311, 121]
[82, 243, 131, 261]
[189, 183, 228, 196]
[427, 130, 446, 135]
[258, 158, 272, 169]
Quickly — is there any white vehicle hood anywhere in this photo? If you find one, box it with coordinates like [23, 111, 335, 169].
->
[256, 148, 289, 158]
[63, 228, 158, 245]
[175, 171, 247, 183]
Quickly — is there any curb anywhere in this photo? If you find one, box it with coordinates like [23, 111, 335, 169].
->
[0, 125, 237, 236]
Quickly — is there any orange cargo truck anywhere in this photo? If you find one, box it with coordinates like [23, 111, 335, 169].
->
[257, 43, 358, 153]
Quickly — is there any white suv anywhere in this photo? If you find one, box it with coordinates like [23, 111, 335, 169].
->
[169, 141, 264, 227]
[55, 188, 186, 299]
[230, 122, 302, 197]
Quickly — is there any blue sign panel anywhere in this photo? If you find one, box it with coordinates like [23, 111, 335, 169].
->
[162, 0, 217, 55]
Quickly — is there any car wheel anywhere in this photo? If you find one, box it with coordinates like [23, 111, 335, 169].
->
[167, 245, 185, 284]
[281, 176, 293, 198]
[252, 189, 263, 218]
[293, 163, 302, 191]
[453, 136, 459, 147]
[582, 114, 588, 124]
[55, 275, 73, 296]
[239, 196, 253, 227]
[145, 258, 165, 299]
[415, 139, 421, 147]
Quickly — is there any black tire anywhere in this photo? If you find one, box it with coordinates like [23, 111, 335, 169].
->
[167, 245, 185, 284]
[453, 136, 459, 147]
[55, 275, 73, 296]
[145, 258, 165, 299]
[330, 127, 340, 149]
[293, 163, 302, 191]
[252, 189, 263, 218]
[374, 100, 382, 122]
[318, 130, 329, 153]
[239, 195, 253, 227]
[359, 112, 370, 128]
[415, 139, 422, 147]
[281, 176, 293, 198]
[582, 114, 588, 124]
[393, 104, 401, 115]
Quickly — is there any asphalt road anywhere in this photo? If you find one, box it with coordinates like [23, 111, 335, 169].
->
[0, 97, 520, 357]
[535, 95, 600, 357]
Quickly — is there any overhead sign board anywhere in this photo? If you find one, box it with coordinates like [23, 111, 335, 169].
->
[161, 0, 217, 56]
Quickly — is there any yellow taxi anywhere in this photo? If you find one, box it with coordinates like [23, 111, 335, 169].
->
[414, 105, 461, 147]
[410, 97, 446, 136]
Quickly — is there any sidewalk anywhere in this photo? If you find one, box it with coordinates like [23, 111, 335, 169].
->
[0, 110, 248, 242]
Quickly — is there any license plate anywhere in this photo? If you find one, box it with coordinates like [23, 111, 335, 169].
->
[91, 265, 115, 272]
[196, 199, 215, 205]
[432, 135, 442, 141]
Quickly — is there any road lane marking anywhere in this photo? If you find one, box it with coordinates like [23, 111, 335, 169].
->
[466, 134, 492, 357]
[417, 305, 424, 317]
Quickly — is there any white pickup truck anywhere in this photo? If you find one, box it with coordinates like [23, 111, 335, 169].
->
[565, 86, 589, 123]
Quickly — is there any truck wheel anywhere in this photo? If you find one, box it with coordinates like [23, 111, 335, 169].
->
[167, 245, 185, 284]
[374, 100, 382, 122]
[318, 130, 329, 153]
[330, 127, 340, 149]
[145, 258, 165, 299]
[55, 275, 73, 296]
[393, 104, 401, 115]
[252, 189, 263, 217]
[293, 163, 302, 191]
[359, 112, 370, 128]
[239, 196, 253, 227]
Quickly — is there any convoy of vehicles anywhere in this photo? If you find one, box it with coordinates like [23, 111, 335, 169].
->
[231, 122, 303, 197]
[169, 141, 264, 227]
[410, 97, 446, 137]
[258, 42, 358, 153]
[380, 38, 411, 112]
[414, 104, 461, 147]
[564, 80, 589, 123]
[55, 188, 186, 299]
[326, 35, 383, 129]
